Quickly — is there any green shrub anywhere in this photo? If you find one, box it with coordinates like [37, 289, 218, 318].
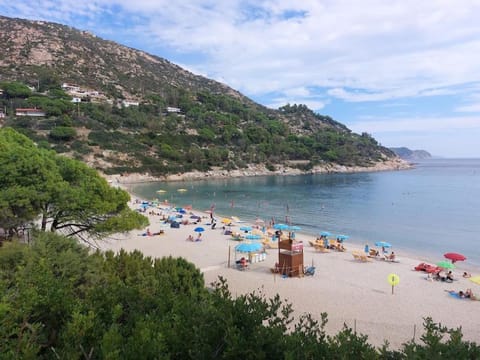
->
[49, 126, 77, 141]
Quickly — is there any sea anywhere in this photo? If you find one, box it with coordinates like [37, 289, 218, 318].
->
[130, 158, 480, 268]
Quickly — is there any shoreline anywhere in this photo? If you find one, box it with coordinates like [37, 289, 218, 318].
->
[105, 158, 412, 185]
[100, 182, 480, 349]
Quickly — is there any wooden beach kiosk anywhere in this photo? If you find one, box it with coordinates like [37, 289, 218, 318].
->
[278, 237, 304, 277]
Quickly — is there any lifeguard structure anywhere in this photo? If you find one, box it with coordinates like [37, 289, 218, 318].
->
[277, 233, 304, 277]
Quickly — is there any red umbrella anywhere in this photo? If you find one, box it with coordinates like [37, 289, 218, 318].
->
[444, 252, 466, 263]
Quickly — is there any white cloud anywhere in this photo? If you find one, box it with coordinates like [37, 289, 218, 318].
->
[4, 0, 480, 102]
[456, 104, 480, 113]
[350, 115, 480, 134]
[348, 115, 480, 157]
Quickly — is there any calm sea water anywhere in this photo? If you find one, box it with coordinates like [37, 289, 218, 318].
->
[131, 159, 480, 268]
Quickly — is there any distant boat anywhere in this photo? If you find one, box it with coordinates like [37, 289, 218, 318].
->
[177, 188, 188, 192]
[156, 189, 167, 193]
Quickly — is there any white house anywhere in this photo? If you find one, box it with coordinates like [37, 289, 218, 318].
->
[166, 106, 181, 113]
[15, 108, 46, 117]
[122, 100, 140, 107]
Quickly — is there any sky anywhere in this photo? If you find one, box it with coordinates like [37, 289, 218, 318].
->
[2, 1, 480, 157]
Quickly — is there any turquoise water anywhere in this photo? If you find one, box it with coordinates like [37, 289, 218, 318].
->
[131, 159, 480, 267]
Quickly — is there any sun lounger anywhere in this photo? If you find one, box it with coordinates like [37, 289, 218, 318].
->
[313, 244, 330, 253]
[352, 251, 371, 262]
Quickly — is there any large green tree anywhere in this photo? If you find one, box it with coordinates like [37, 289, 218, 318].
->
[0, 128, 148, 241]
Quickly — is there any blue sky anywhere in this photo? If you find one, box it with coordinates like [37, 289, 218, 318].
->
[2, 1, 480, 157]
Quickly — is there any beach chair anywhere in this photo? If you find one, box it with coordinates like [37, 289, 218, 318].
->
[352, 251, 371, 262]
[313, 243, 330, 253]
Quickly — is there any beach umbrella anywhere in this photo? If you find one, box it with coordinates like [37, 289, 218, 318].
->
[273, 223, 290, 230]
[320, 231, 331, 237]
[375, 241, 392, 248]
[235, 242, 263, 253]
[244, 234, 262, 240]
[194, 227, 205, 233]
[240, 226, 253, 232]
[436, 260, 455, 270]
[444, 252, 466, 263]
[221, 218, 232, 224]
[336, 234, 349, 241]
[469, 276, 480, 285]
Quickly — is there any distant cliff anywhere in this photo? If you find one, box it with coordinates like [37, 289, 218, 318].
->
[390, 147, 431, 160]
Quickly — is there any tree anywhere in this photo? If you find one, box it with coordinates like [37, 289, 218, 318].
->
[0, 128, 61, 234]
[0, 81, 32, 98]
[0, 128, 148, 241]
[49, 126, 77, 141]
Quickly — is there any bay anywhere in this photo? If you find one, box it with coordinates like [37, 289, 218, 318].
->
[131, 159, 480, 268]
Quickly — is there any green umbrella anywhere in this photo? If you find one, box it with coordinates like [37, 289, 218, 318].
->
[436, 260, 455, 270]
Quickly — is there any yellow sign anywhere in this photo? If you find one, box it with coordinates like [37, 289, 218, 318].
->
[388, 273, 400, 286]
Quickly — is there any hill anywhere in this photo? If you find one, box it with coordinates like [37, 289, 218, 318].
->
[390, 147, 431, 160]
[0, 15, 401, 177]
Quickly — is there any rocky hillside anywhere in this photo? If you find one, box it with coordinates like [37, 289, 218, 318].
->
[390, 147, 431, 160]
[0, 15, 400, 176]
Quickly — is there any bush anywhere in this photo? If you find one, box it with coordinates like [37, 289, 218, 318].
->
[49, 126, 77, 141]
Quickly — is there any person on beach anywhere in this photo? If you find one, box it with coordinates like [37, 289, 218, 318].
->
[146, 228, 152, 236]
[465, 288, 477, 300]
[446, 289, 477, 300]
[187, 234, 194, 241]
[463, 271, 471, 278]
[195, 233, 202, 242]
[446, 271, 454, 282]
[364, 243, 369, 254]
[385, 252, 396, 261]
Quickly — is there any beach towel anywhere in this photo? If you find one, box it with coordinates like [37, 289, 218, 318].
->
[448, 292, 465, 299]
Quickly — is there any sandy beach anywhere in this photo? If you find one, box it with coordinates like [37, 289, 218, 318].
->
[100, 190, 480, 349]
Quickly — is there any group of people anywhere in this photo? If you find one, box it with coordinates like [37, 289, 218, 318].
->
[446, 288, 477, 300]
[186, 233, 202, 242]
[431, 270, 455, 282]
[365, 244, 396, 261]
[316, 235, 346, 251]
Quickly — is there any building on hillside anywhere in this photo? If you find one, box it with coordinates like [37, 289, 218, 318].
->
[15, 108, 46, 117]
[71, 97, 82, 103]
[122, 100, 140, 107]
[61, 83, 81, 92]
[166, 106, 181, 113]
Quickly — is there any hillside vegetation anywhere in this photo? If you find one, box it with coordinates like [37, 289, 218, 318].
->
[0, 16, 396, 176]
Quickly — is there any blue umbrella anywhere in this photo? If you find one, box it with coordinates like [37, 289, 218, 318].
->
[194, 227, 205, 233]
[273, 223, 290, 230]
[235, 242, 263, 253]
[244, 234, 262, 240]
[320, 231, 331, 237]
[336, 234, 349, 241]
[375, 241, 392, 248]
[240, 226, 253, 231]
